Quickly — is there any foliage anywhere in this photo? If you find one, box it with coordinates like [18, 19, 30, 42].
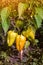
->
[1, 7, 11, 33]
[18, 2, 28, 18]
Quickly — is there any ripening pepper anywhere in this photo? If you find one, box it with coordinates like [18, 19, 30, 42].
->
[28, 30, 35, 39]
[22, 27, 35, 40]
[7, 30, 18, 46]
[16, 35, 26, 51]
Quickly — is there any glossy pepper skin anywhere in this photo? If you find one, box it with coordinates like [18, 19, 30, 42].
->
[7, 30, 18, 46]
[16, 35, 26, 51]
[22, 27, 35, 40]
[29, 30, 35, 40]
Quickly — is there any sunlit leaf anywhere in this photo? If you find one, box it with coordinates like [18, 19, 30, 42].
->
[35, 7, 43, 19]
[18, 2, 28, 17]
[1, 20, 10, 33]
[1, 7, 11, 33]
[35, 14, 42, 28]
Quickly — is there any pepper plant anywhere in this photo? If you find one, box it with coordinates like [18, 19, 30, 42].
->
[0, 0, 43, 65]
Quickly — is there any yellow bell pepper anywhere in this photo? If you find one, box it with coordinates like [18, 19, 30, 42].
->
[22, 27, 35, 40]
[29, 30, 35, 39]
[16, 35, 26, 51]
[7, 30, 18, 46]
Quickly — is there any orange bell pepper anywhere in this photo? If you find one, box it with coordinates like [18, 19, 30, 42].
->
[16, 35, 26, 51]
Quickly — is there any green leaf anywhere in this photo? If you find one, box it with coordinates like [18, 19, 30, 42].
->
[35, 39, 39, 43]
[33, 62, 37, 65]
[35, 14, 42, 28]
[1, 7, 10, 20]
[2, 20, 10, 33]
[1, 7, 10, 33]
[34, 39, 39, 45]
[18, 2, 28, 17]
[35, 7, 43, 19]
[25, 41, 30, 49]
